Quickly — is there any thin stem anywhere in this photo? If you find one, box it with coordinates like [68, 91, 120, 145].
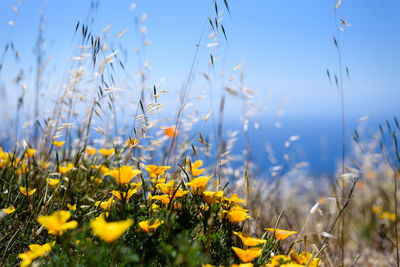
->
[332, 1, 346, 264]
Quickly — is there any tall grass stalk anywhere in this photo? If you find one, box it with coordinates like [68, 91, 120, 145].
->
[332, 1, 347, 264]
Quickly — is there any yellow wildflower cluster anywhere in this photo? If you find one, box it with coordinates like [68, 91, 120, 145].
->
[0, 142, 321, 267]
[266, 250, 321, 267]
[372, 205, 396, 221]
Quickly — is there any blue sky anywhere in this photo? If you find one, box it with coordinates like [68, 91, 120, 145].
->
[0, 0, 399, 122]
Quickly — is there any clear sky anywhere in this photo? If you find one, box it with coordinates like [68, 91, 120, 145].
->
[0, 0, 399, 122]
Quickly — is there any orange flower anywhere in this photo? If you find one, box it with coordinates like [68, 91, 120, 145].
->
[233, 231, 266, 247]
[108, 165, 142, 184]
[231, 264, 254, 267]
[203, 191, 223, 205]
[151, 194, 171, 205]
[99, 148, 115, 157]
[95, 197, 115, 210]
[164, 127, 178, 138]
[232, 247, 262, 263]
[156, 180, 188, 198]
[186, 175, 212, 193]
[187, 159, 204, 176]
[138, 219, 163, 234]
[265, 228, 297, 240]
[145, 165, 171, 178]
[112, 188, 138, 200]
[156, 180, 175, 194]
[86, 147, 97, 156]
[225, 206, 251, 224]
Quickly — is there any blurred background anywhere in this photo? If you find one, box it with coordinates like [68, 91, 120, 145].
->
[0, 0, 399, 175]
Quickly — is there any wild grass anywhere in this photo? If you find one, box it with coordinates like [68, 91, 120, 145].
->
[0, 0, 399, 266]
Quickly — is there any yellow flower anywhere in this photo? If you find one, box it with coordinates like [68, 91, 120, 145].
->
[90, 213, 133, 243]
[40, 161, 51, 170]
[25, 149, 36, 158]
[18, 242, 54, 267]
[0, 147, 7, 160]
[53, 140, 65, 148]
[232, 247, 262, 263]
[225, 206, 251, 224]
[37, 210, 78, 236]
[151, 178, 166, 184]
[203, 191, 224, 205]
[372, 205, 382, 214]
[139, 219, 163, 234]
[200, 204, 209, 212]
[187, 159, 204, 176]
[126, 138, 139, 147]
[153, 180, 188, 204]
[99, 148, 115, 156]
[156, 180, 175, 194]
[186, 175, 212, 193]
[151, 194, 171, 205]
[67, 203, 77, 211]
[17, 163, 29, 175]
[2, 205, 16, 214]
[18, 251, 33, 267]
[108, 165, 142, 184]
[224, 194, 245, 204]
[59, 163, 74, 174]
[47, 178, 60, 187]
[380, 211, 389, 220]
[267, 255, 291, 266]
[145, 165, 171, 178]
[28, 243, 54, 258]
[232, 264, 254, 267]
[289, 250, 321, 267]
[95, 197, 115, 210]
[112, 188, 138, 200]
[233, 231, 266, 247]
[98, 165, 110, 174]
[380, 211, 396, 221]
[86, 146, 97, 156]
[130, 181, 142, 189]
[90, 176, 103, 185]
[279, 263, 306, 267]
[19, 186, 36, 196]
[265, 228, 297, 241]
